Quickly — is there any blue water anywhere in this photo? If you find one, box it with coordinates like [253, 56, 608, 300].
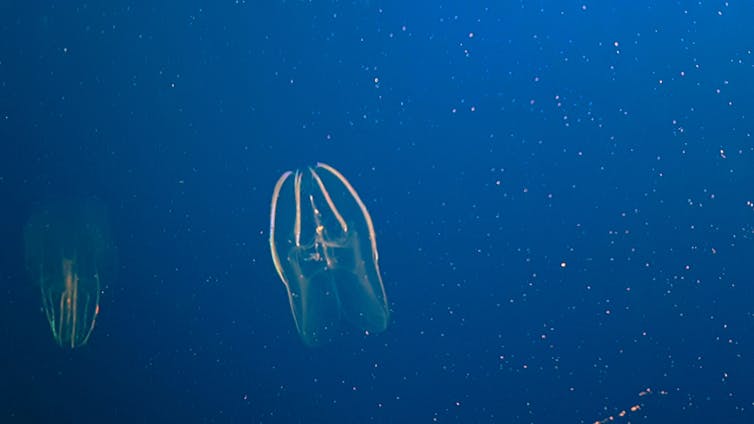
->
[2, 1, 754, 423]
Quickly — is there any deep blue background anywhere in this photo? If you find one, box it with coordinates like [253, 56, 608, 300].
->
[2, 1, 754, 423]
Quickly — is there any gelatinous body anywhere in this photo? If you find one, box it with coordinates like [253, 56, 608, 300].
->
[24, 200, 114, 348]
[269, 163, 389, 346]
